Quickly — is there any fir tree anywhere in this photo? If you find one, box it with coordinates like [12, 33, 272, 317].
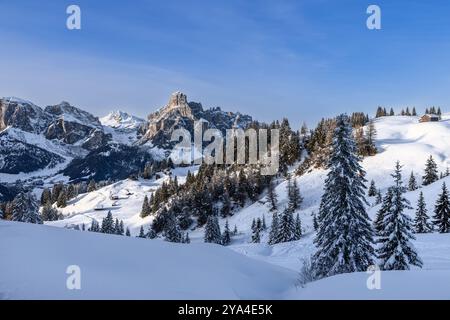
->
[56, 189, 67, 208]
[374, 187, 393, 235]
[140, 195, 151, 218]
[164, 213, 183, 243]
[233, 224, 238, 235]
[138, 226, 146, 238]
[368, 180, 377, 197]
[408, 171, 418, 191]
[101, 211, 115, 234]
[288, 178, 302, 212]
[204, 214, 222, 244]
[375, 189, 383, 205]
[89, 219, 100, 232]
[293, 213, 302, 240]
[11, 192, 42, 224]
[377, 161, 423, 270]
[268, 211, 279, 245]
[252, 226, 261, 243]
[312, 114, 374, 279]
[40, 188, 52, 206]
[262, 215, 267, 230]
[222, 220, 231, 245]
[41, 204, 59, 221]
[266, 179, 278, 211]
[275, 207, 295, 243]
[184, 232, 191, 244]
[423, 155, 439, 186]
[125, 227, 131, 236]
[312, 212, 319, 231]
[433, 182, 450, 233]
[414, 191, 432, 233]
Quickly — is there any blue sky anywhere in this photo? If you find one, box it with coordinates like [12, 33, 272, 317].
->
[1, 0, 450, 126]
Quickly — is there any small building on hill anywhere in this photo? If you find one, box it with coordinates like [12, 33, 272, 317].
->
[419, 114, 440, 123]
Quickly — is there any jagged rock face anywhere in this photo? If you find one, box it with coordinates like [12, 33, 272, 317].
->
[62, 144, 155, 182]
[0, 98, 52, 133]
[0, 132, 65, 174]
[140, 92, 252, 148]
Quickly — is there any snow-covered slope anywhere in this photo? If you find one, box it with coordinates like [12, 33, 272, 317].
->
[100, 111, 145, 130]
[0, 220, 296, 299]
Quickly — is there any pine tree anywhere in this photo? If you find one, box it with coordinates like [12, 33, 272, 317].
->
[140, 195, 151, 218]
[414, 191, 432, 233]
[408, 171, 418, 191]
[164, 213, 183, 243]
[184, 232, 191, 244]
[40, 188, 52, 206]
[89, 219, 100, 232]
[313, 212, 319, 231]
[233, 224, 238, 235]
[293, 214, 302, 240]
[114, 218, 121, 235]
[377, 161, 422, 270]
[137, 226, 145, 238]
[204, 214, 222, 244]
[433, 182, 450, 233]
[389, 108, 395, 116]
[41, 204, 59, 221]
[266, 179, 278, 211]
[222, 220, 231, 245]
[268, 211, 279, 245]
[101, 211, 115, 234]
[368, 180, 377, 197]
[251, 226, 261, 243]
[374, 187, 393, 235]
[262, 215, 267, 230]
[275, 207, 295, 243]
[312, 114, 374, 279]
[56, 189, 67, 208]
[125, 227, 131, 236]
[423, 155, 439, 186]
[11, 192, 42, 224]
[375, 189, 383, 205]
[412, 107, 417, 116]
[288, 178, 302, 212]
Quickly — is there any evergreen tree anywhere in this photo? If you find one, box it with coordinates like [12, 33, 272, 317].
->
[375, 189, 383, 205]
[433, 182, 450, 233]
[233, 224, 238, 235]
[164, 213, 183, 243]
[11, 192, 42, 224]
[140, 195, 151, 218]
[266, 179, 278, 211]
[184, 232, 191, 244]
[313, 212, 319, 231]
[125, 227, 131, 236]
[51, 183, 64, 204]
[40, 188, 52, 206]
[422, 155, 439, 186]
[89, 219, 100, 232]
[221, 220, 231, 245]
[368, 180, 377, 197]
[374, 187, 393, 235]
[288, 178, 302, 212]
[220, 190, 232, 218]
[87, 180, 97, 192]
[41, 204, 59, 221]
[389, 108, 395, 116]
[268, 211, 279, 245]
[412, 107, 417, 116]
[377, 161, 423, 270]
[275, 207, 295, 243]
[114, 218, 121, 235]
[414, 191, 432, 233]
[56, 189, 67, 208]
[204, 214, 222, 244]
[101, 211, 115, 234]
[138, 226, 146, 238]
[364, 121, 377, 156]
[262, 215, 267, 230]
[312, 114, 374, 279]
[408, 171, 418, 191]
[293, 213, 302, 240]
[251, 226, 261, 243]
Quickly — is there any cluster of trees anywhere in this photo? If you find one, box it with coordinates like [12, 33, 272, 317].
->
[140, 158, 174, 180]
[88, 211, 130, 236]
[425, 106, 442, 116]
[376, 106, 442, 118]
[311, 115, 422, 281]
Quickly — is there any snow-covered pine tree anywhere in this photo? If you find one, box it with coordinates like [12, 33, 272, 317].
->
[163, 213, 183, 243]
[138, 226, 146, 238]
[375, 189, 383, 205]
[368, 180, 377, 197]
[288, 178, 302, 212]
[119, 220, 125, 235]
[293, 213, 302, 240]
[89, 219, 100, 232]
[184, 232, 190, 244]
[140, 195, 151, 218]
[222, 220, 231, 245]
[312, 114, 375, 279]
[101, 211, 115, 234]
[408, 171, 418, 191]
[268, 211, 279, 245]
[262, 215, 267, 230]
[312, 212, 319, 231]
[233, 224, 238, 235]
[252, 226, 261, 243]
[204, 214, 222, 244]
[374, 187, 393, 235]
[422, 155, 439, 186]
[125, 227, 131, 236]
[275, 207, 295, 243]
[377, 161, 423, 270]
[266, 179, 278, 211]
[11, 192, 42, 224]
[414, 191, 432, 233]
[433, 182, 450, 233]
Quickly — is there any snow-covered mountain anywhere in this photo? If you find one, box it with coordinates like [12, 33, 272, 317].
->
[100, 110, 145, 130]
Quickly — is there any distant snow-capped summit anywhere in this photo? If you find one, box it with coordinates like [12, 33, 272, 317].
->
[100, 110, 145, 130]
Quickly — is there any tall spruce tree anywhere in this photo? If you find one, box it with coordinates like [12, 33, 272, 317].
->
[101, 211, 115, 234]
[375, 189, 383, 205]
[293, 213, 302, 240]
[222, 220, 231, 245]
[376, 161, 422, 270]
[422, 155, 439, 186]
[266, 179, 278, 212]
[204, 214, 222, 244]
[433, 182, 450, 233]
[368, 180, 377, 197]
[414, 191, 432, 233]
[275, 207, 295, 243]
[288, 178, 302, 212]
[11, 192, 42, 224]
[164, 213, 183, 243]
[268, 211, 279, 245]
[140, 195, 151, 218]
[374, 187, 393, 235]
[312, 114, 374, 279]
[408, 171, 418, 191]
[138, 226, 146, 238]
